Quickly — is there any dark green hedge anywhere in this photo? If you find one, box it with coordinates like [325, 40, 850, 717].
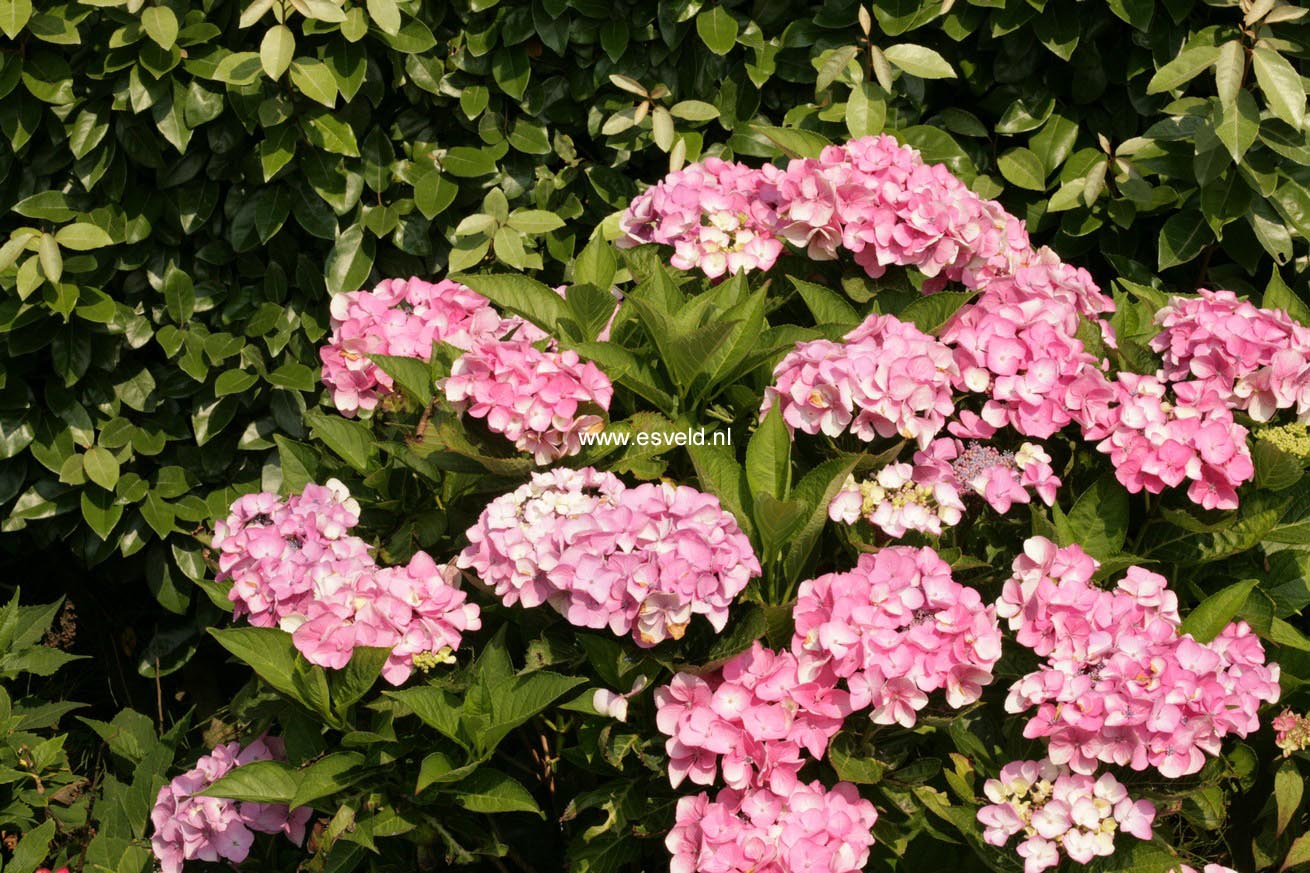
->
[2, 0, 1309, 675]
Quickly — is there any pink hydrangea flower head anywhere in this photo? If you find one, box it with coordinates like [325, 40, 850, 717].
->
[914, 435, 1061, 515]
[150, 737, 311, 873]
[828, 461, 964, 538]
[999, 538, 1281, 776]
[290, 551, 482, 685]
[459, 469, 760, 647]
[320, 277, 533, 417]
[1082, 373, 1254, 510]
[619, 157, 783, 278]
[763, 313, 957, 449]
[667, 781, 877, 873]
[443, 340, 614, 464]
[213, 479, 374, 628]
[791, 546, 1003, 725]
[655, 643, 853, 791]
[978, 758, 1154, 873]
[1151, 288, 1310, 421]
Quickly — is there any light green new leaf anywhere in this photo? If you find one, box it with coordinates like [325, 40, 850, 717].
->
[0, 0, 33, 39]
[365, 0, 400, 34]
[290, 58, 338, 108]
[260, 24, 295, 80]
[1214, 40, 1245, 107]
[1213, 89, 1260, 163]
[82, 446, 120, 491]
[1253, 45, 1305, 129]
[141, 6, 178, 49]
[883, 43, 956, 79]
[54, 222, 114, 250]
[1146, 44, 1220, 93]
[696, 6, 737, 55]
[997, 147, 1046, 190]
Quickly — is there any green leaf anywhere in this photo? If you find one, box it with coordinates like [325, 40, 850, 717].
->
[506, 209, 564, 234]
[305, 409, 375, 472]
[476, 671, 587, 755]
[54, 222, 114, 250]
[1180, 579, 1258, 642]
[1213, 89, 1260, 163]
[141, 491, 175, 539]
[845, 81, 886, 138]
[882, 43, 956, 79]
[260, 24, 295, 79]
[687, 442, 754, 540]
[448, 768, 543, 816]
[38, 232, 62, 283]
[325, 223, 375, 295]
[82, 446, 120, 491]
[574, 233, 617, 290]
[894, 291, 974, 335]
[783, 454, 862, 583]
[289, 752, 367, 807]
[1214, 40, 1245, 106]
[1264, 267, 1310, 326]
[330, 646, 390, 714]
[1276, 759, 1304, 838]
[141, 5, 178, 49]
[695, 6, 737, 55]
[791, 275, 859, 327]
[452, 273, 567, 334]
[492, 47, 530, 100]
[1254, 439, 1304, 492]
[202, 759, 299, 804]
[1146, 44, 1220, 93]
[753, 125, 832, 159]
[290, 58, 338, 108]
[746, 405, 790, 500]
[209, 626, 333, 721]
[1060, 474, 1130, 560]
[0, 0, 33, 39]
[8, 819, 55, 873]
[368, 354, 433, 403]
[997, 147, 1046, 190]
[304, 112, 359, 157]
[1157, 211, 1211, 269]
[1253, 45, 1305, 129]
[442, 146, 497, 177]
[365, 0, 400, 34]
[669, 100, 719, 121]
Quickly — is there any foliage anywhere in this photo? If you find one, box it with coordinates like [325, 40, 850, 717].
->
[3, 0, 1310, 870]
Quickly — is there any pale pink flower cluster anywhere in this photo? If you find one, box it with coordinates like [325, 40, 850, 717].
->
[288, 551, 482, 685]
[976, 758, 1155, 873]
[443, 339, 614, 464]
[215, 482, 480, 685]
[998, 537, 1281, 777]
[666, 780, 877, 873]
[791, 547, 1003, 726]
[918, 436, 1060, 514]
[941, 292, 1102, 439]
[621, 135, 1116, 321]
[1273, 708, 1310, 756]
[458, 468, 760, 647]
[655, 643, 852, 792]
[618, 157, 784, 278]
[214, 479, 371, 628]
[1081, 374, 1254, 510]
[828, 462, 964, 538]
[150, 737, 311, 873]
[761, 313, 957, 449]
[320, 277, 532, 417]
[1173, 866, 1239, 873]
[1152, 288, 1310, 421]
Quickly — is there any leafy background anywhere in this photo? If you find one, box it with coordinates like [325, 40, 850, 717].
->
[3, 0, 1310, 869]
